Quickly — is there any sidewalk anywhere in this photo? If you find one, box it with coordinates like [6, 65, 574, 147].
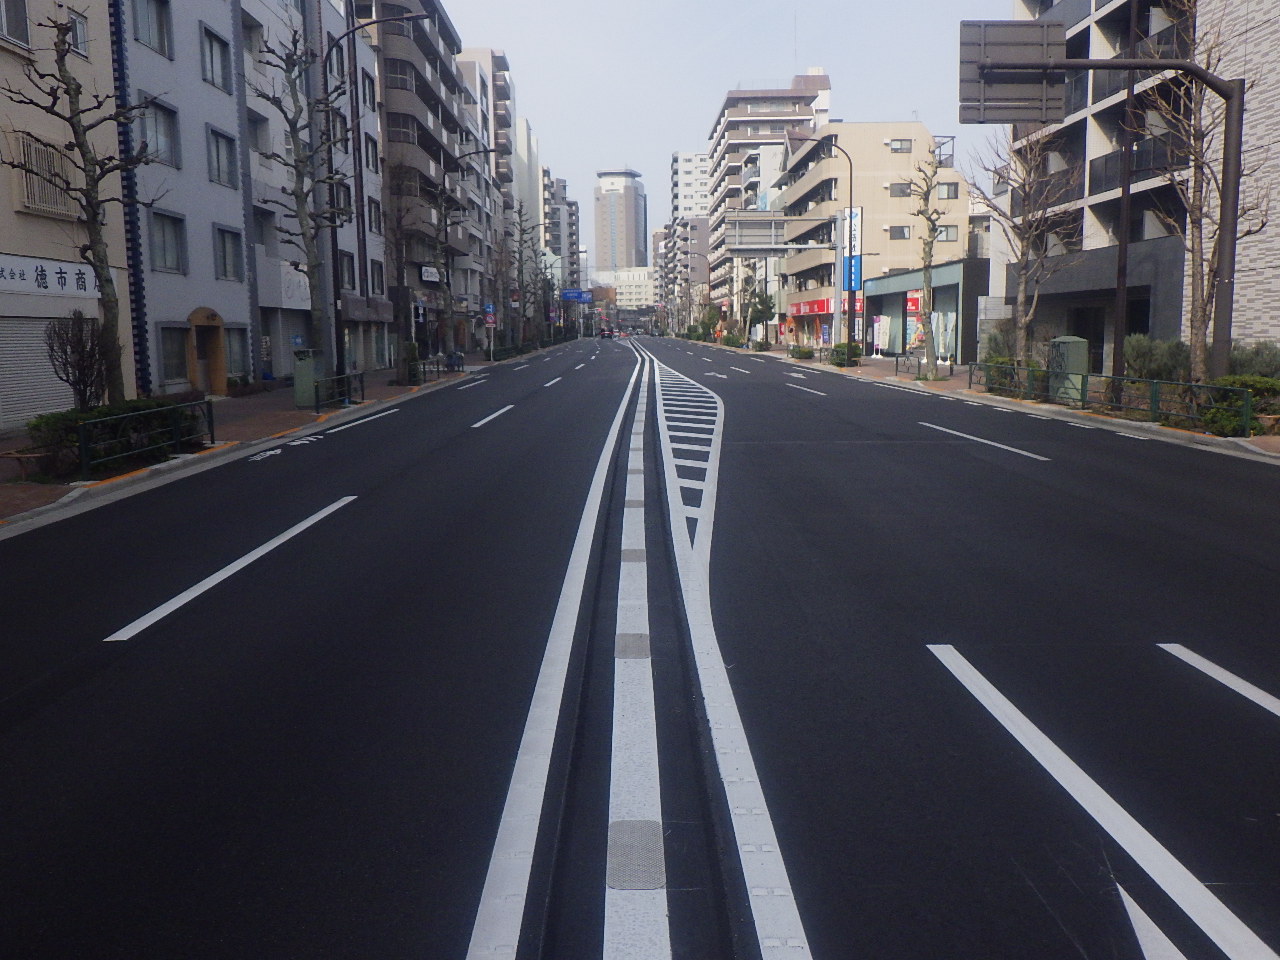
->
[0, 356, 487, 525]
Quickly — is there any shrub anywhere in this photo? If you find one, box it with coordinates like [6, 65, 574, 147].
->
[751, 340, 771, 351]
[790, 346, 815, 360]
[830, 342, 862, 367]
[1230, 341, 1280, 378]
[26, 398, 205, 478]
[1201, 374, 1280, 436]
[1124, 334, 1190, 382]
[721, 333, 743, 348]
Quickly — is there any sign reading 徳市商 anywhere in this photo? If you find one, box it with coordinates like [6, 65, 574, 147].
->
[0, 253, 107, 300]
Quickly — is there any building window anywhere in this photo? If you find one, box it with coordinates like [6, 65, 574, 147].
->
[888, 182, 912, 198]
[889, 138, 913, 153]
[364, 133, 379, 172]
[330, 111, 348, 152]
[207, 128, 237, 186]
[225, 328, 248, 377]
[385, 59, 413, 90]
[214, 226, 243, 280]
[386, 113, 415, 143]
[889, 225, 911, 240]
[13, 132, 77, 218]
[361, 69, 377, 110]
[0, 0, 27, 44]
[938, 182, 960, 200]
[150, 210, 186, 272]
[139, 100, 179, 166]
[134, 0, 170, 57]
[339, 250, 356, 290]
[246, 111, 268, 153]
[937, 224, 959, 242]
[201, 26, 231, 92]
[370, 259, 385, 296]
[367, 197, 382, 234]
[160, 326, 187, 381]
[334, 181, 352, 221]
[382, 3, 410, 35]
[67, 8, 89, 55]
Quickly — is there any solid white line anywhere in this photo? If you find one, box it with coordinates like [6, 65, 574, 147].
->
[918, 422, 1051, 461]
[1158, 644, 1280, 718]
[1120, 885, 1191, 960]
[786, 383, 827, 397]
[575, 363, 585, 370]
[325, 408, 400, 433]
[545, 377, 562, 387]
[458, 380, 486, 390]
[467, 356, 642, 960]
[104, 497, 357, 642]
[1027, 414, 1050, 420]
[928, 645, 1279, 960]
[514, 364, 530, 371]
[471, 405, 514, 428]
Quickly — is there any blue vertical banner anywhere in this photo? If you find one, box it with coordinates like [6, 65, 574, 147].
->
[842, 254, 862, 292]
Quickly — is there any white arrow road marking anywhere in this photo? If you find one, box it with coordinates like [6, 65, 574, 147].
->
[1158, 644, 1280, 718]
[786, 383, 827, 396]
[919, 422, 1050, 461]
[105, 497, 357, 642]
[326, 408, 400, 433]
[471, 405, 514, 428]
[786, 372, 807, 379]
[929, 645, 1280, 960]
[1120, 885, 1191, 960]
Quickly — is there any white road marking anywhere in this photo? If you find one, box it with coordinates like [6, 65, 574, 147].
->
[749, 357, 766, 363]
[544, 377, 562, 387]
[604, 354, 672, 960]
[918, 422, 1050, 461]
[248, 449, 282, 462]
[1067, 422, 1095, 429]
[576, 363, 586, 370]
[644, 346, 812, 959]
[701, 357, 713, 363]
[1120, 885, 1191, 960]
[458, 380, 487, 390]
[514, 364, 530, 371]
[471, 405, 514, 428]
[467, 356, 643, 960]
[1118, 433, 1152, 441]
[1027, 414, 1050, 420]
[786, 384, 827, 397]
[1158, 644, 1280, 718]
[730, 367, 751, 374]
[705, 372, 728, 379]
[786, 372, 807, 379]
[964, 401, 983, 406]
[928, 645, 1279, 960]
[104, 497, 357, 642]
[325, 408, 400, 433]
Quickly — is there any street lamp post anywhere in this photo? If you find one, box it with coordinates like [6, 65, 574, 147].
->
[680, 248, 710, 335]
[791, 135, 857, 352]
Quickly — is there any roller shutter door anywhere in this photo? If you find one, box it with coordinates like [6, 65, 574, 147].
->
[0, 319, 75, 430]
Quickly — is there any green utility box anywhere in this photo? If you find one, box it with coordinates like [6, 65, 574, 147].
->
[1048, 336, 1088, 406]
[293, 348, 319, 408]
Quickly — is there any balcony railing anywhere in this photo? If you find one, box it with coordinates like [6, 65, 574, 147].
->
[1010, 164, 1085, 216]
[1088, 134, 1186, 195]
[1094, 23, 1191, 101]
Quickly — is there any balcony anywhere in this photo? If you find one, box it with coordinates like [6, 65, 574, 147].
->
[1089, 134, 1186, 195]
[1011, 163, 1085, 215]
[1093, 23, 1191, 101]
[1065, 69, 1088, 116]
[1037, 0, 1091, 29]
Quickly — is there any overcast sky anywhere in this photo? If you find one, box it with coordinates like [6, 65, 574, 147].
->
[445, 0, 1016, 256]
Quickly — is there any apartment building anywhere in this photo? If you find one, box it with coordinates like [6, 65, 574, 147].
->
[777, 122, 971, 350]
[705, 71, 829, 329]
[0, 0, 136, 428]
[1005, 0, 1280, 371]
[594, 168, 647, 270]
[659, 151, 710, 332]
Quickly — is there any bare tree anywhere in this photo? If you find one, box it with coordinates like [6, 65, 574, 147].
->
[969, 129, 1083, 366]
[0, 17, 156, 405]
[510, 202, 541, 344]
[246, 27, 352, 373]
[382, 160, 429, 374]
[45, 309, 118, 410]
[910, 143, 948, 378]
[1138, 0, 1269, 382]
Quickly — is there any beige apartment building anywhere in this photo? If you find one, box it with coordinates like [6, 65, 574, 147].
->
[778, 123, 970, 349]
[0, 0, 135, 429]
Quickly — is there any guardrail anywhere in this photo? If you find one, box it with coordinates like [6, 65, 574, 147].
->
[969, 363, 1254, 435]
[313, 372, 365, 414]
[895, 354, 956, 378]
[77, 399, 214, 480]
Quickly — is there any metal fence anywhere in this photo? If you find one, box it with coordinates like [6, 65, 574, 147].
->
[970, 363, 1254, 435]
[895, 354, 956, 378]
[313, 372, 365, 414]
[77, 399, 214, 480]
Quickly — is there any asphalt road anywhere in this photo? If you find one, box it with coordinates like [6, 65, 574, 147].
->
[2, 336, 1277, 959]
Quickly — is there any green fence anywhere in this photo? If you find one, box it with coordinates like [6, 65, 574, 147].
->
[969, 363, 1255, 436]
[77, 399, 214, 480]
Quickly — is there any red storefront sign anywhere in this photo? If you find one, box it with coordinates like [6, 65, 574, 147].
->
[906, 290, 923, 315]
[791, 297, 831, 316]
